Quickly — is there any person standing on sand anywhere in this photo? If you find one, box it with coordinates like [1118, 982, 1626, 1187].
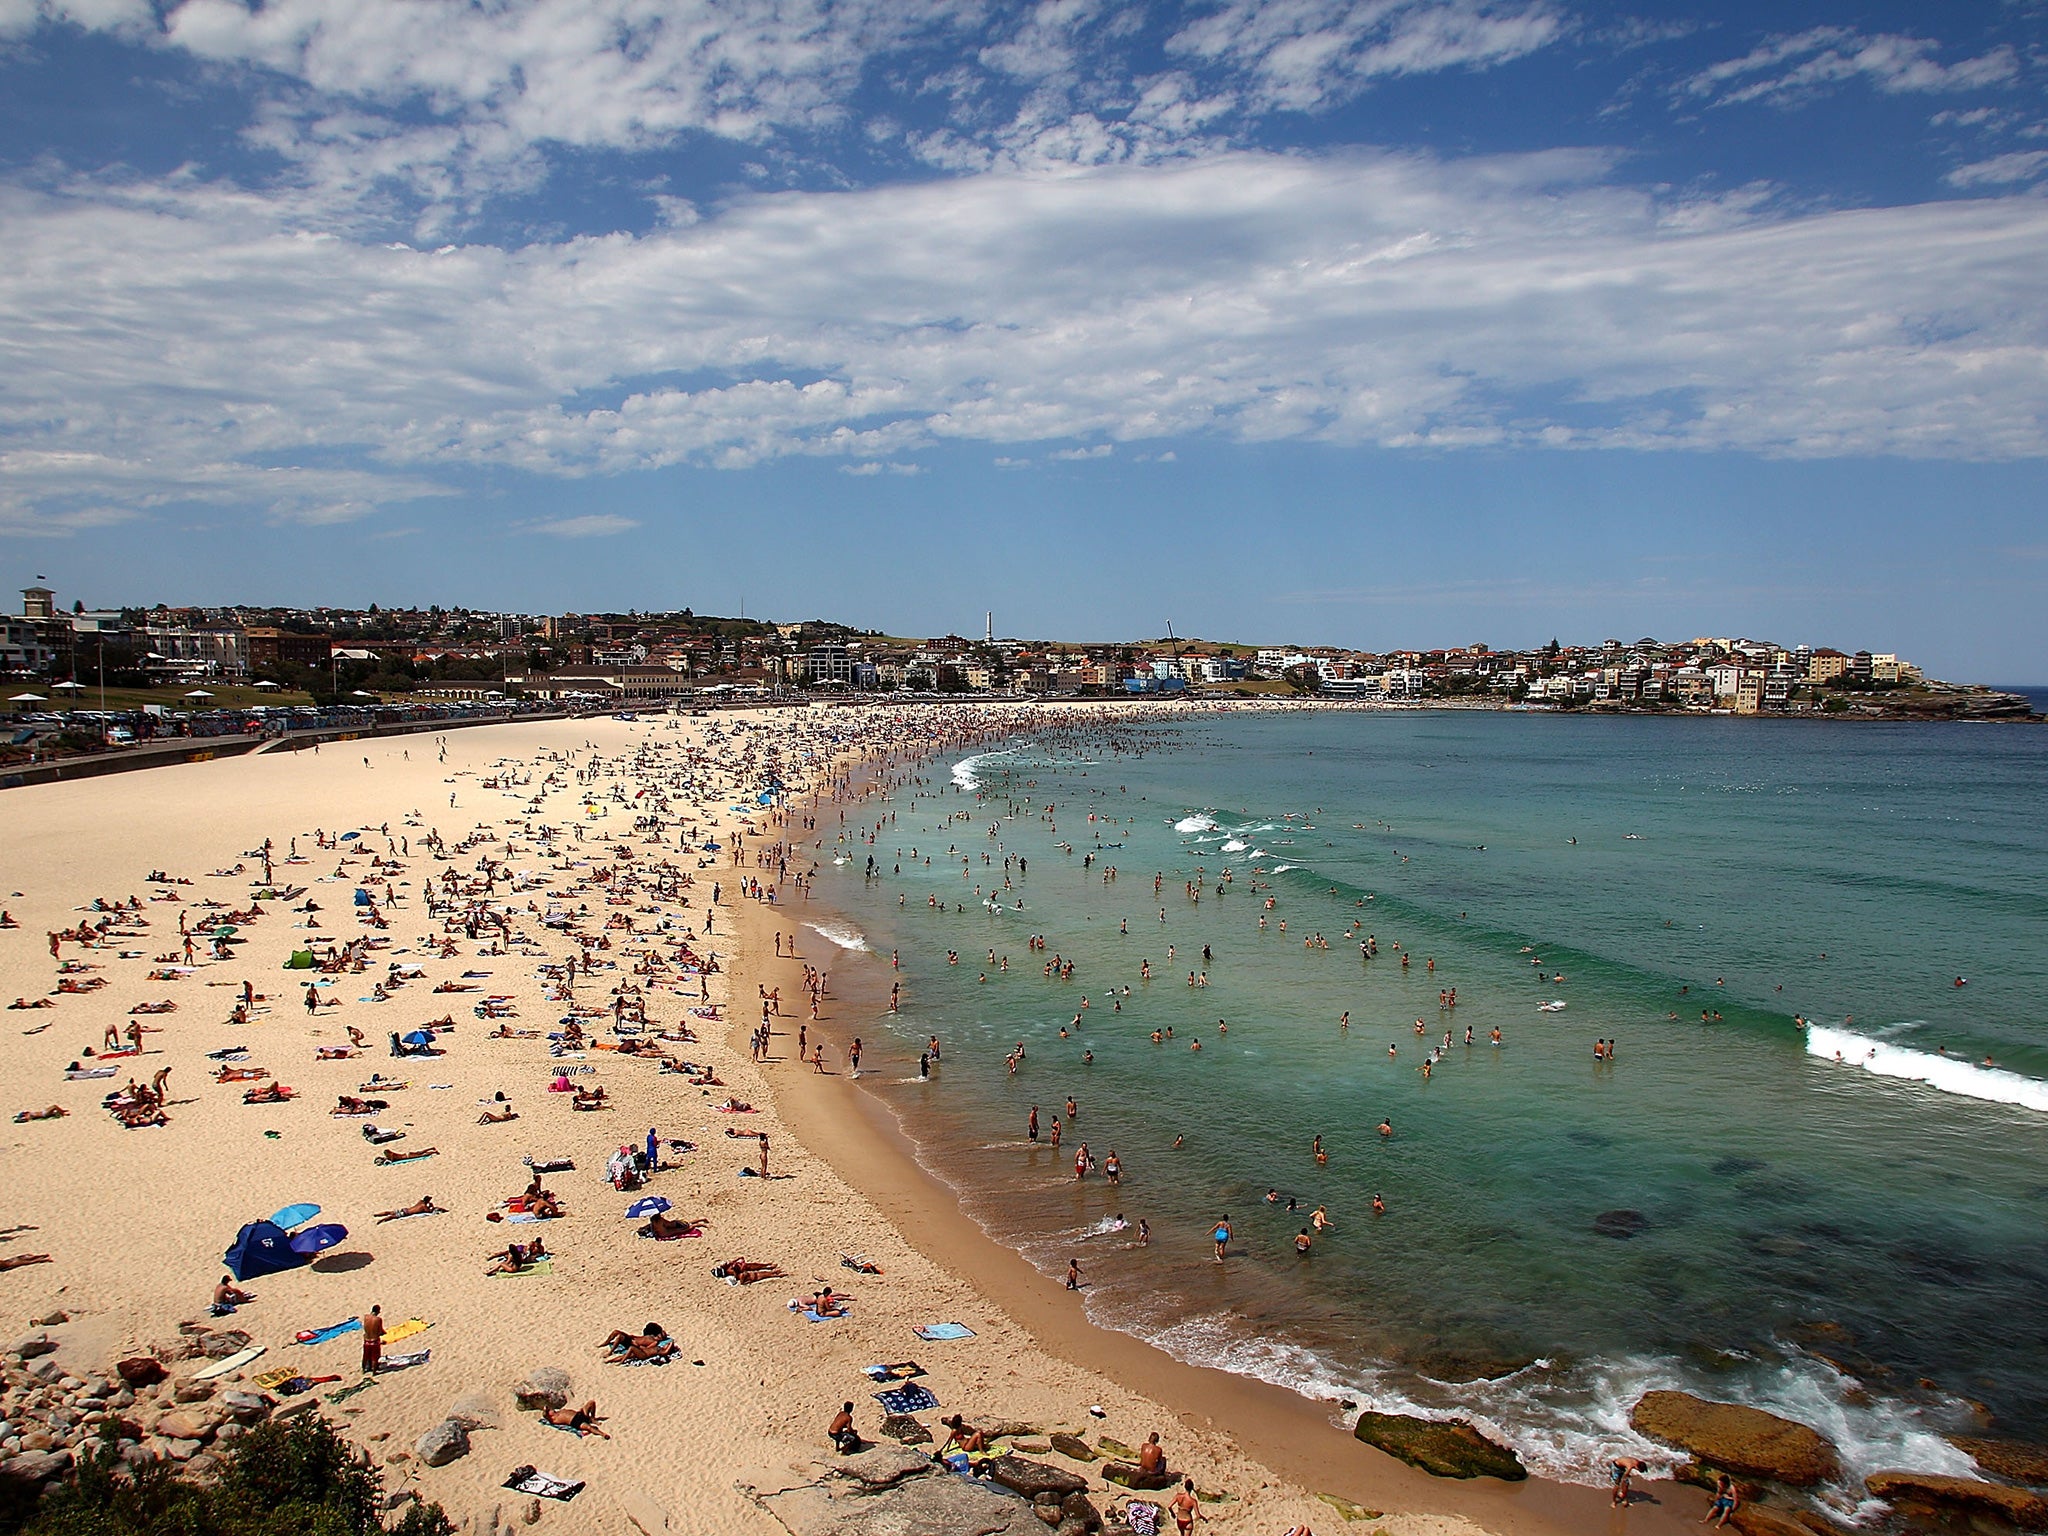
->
[360, 1304, 384, 1374]
[1169, 1478, 1200, 1534]
[758, 1133, 770, 1177]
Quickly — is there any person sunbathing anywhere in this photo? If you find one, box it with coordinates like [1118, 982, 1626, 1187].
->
[12, 1106, 65, 1122]
[378, 1145, 437, 1164]
[432, 981, 477, 993]
[0, 1255, 53, 1272]
[215, 1067, 269, 1083]
[938, 1414, 988, 1454]
[53, 977, 106, 993]
[715, 1098, 753, 1113]
[711, 1257, 784, 1284]
[242, 1082, 292, 1104]
[484, 1237, 547, 1275]
[488, 1024, 540, 1038]
[129, 1000, 177, 1014]
[477, 1105, 519, 1124]
[374, 1196, 445, 1222]
[333, 1095, 388, 1115]
[542, 1400, 611, 1437]
[640, 1212, 701, 1240]
[600, 1323, 675, 1360]
[811, 1287, 847, 1318]
[8, 998, 55, 1010]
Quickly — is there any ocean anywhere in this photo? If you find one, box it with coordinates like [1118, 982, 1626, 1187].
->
[802, 708, 2048, 1496]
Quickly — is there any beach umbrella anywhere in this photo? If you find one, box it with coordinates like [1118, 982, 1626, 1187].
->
[288, 1222, 349, 1255]
[9, 693, 45, 704]
[625, 1196, 671, 1218]
[401, 1029, 435, 1047]
[270, 1202, 322, 1229]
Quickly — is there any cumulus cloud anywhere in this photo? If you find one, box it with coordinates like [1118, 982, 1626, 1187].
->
[838, 460, 924, 475]
[3, 145, 2047, 535]
[1050, 443, 1114, 459]
[1682, 27, 2019, 109]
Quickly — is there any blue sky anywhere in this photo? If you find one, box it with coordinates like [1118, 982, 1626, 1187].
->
[1, 0, 2044, 677]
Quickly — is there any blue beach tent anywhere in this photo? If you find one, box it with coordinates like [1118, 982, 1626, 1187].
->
[224, 1219, 310, 1281]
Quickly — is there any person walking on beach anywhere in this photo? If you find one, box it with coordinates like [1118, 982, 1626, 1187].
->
[360, 1304, 385, 1374]
[1169, 1478, 1201, 1535]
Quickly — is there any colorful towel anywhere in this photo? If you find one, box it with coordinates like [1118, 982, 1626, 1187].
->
[383, 1318, 433, 1345]
[325, 1377, 378, 1404]
[489, 1260, 554, 1277]
[874, 1383, 939, 1415]
[252, 1366, 301, 1390]
[861, 1362, 926, 1382]
[292, 1319, 361, 1346]
[914, 1323, 975, 1341]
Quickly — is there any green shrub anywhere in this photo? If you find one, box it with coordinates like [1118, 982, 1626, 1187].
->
[3, 1417, 452, 1536]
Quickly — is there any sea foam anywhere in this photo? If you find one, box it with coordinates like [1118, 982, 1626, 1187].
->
[1807, 1024, 2048, 1114]
[1175, 814, 1219, 833]
[806, 921, 871, 953]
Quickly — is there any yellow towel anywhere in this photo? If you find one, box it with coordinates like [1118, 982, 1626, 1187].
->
[382, 1318, 433, 1345]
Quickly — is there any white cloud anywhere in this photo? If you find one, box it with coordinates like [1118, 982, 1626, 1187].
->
[1947, 151, 2048, 189]
[3, 145, 2047, 536]
[1050, 443, 1114, 459]
[523, 514, 641, 537]
[1168, 0, 1563, 112]
[1682, 28, 2019, 109]
[838, 460, 924, 475]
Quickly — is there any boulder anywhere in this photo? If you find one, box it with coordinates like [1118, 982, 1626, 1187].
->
[1095, 1437, 1138, 1459]
[1102, 1464, 1176, 1491]
[986, 1421, 1043, 1440]
[154, 1408, 221, 1443]
[218, 1391, 271, 1425]
[1314, 1493, 1383, 1522]
[1058, 1492, 1103, 1532]
[33, 1313, 68, 1329]
[1725, 1503, 1817, 1536]
[513, 1368, 569, 1412]
[1951, 1437, 2048, 1487]
[1049, 1434, 1098, 1462]
[832, 1445, 935, 1491]
[10, 1338, 54, 1361]
[415, 1419, 470, 1467]
[878, 1414, 931, 1446]
[2, 1449, 70, 1482]
[448, 1391, 503, 1431]
[983, 1455, 1088, 1499]
[172, 1378, 216, 1404]
[758, 1460, 1034, 1535]
[1864, 1470, 2048, 1529]
[1630, 1393, 1839, 1486]
[1352, 1411, 1526, 1481]
[196, 1331, 252, 1360]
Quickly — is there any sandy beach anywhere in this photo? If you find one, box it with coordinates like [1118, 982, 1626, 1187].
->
[0, 708, 1708, 1536]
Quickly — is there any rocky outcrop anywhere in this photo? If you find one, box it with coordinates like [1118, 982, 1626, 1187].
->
[752, 1450, 1035, 1536]
[1951, 1437, 2048, 1487]
[1864, 1471, 2048, 1529]
[1102, 1463, 1176, 1491]
[1629, 1393, 1838, 1486]
[1352, 1411, 1526, 1481]
[982, 1455, 1087, 1499]
[1048, 1434, 1097, 1462]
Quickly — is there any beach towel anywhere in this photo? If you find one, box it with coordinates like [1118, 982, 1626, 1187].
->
[799, 1305, 849, 1323]
[523, 1156, 576, 1173]
[376, 1349, 430, 1372]
[252, 1366, 302, 1391]
[325, 1377, 377, 1404]
[1126, 1501, 1161, 1536]
[861, 1362, 926, 1382]
[914, 1323, 975, 1341]
[503, 1468, 583, 1501]
[489, 1260, 554, 1277]
[66, 1067, 118, 1081]
[873, 1383, 939, 1415]
[383, 1317, 433, 1345]
[292, 1319, 362, 1346]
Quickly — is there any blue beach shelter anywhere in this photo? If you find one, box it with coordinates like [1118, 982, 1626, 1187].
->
[224, 1219, 309, 1281]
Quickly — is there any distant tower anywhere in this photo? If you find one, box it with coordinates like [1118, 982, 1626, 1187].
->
[21, 586, 54, 620]
[986, 612, 994, 644]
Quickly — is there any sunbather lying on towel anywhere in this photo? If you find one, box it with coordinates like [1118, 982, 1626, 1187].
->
[711, 1257, 784, 1284]
[639, 1212, 701, 1240]
[377, 1146, 437, 1164]
[243, 1083, 293, 1104]
[315, 1047, 356, 1061]
[600, 1323, 676, 1361]
[374, 1196, 445, 1222]
[477, 1105, 519, 1124]
[216, 1067, 269, 1083]
[485, 1237, 547, 1275]
[0, 1254, 52, 1271]
[334, 1095, 388, 1115]
[541, 1400, 610, 1438]
[12, 1106, 65, 1122]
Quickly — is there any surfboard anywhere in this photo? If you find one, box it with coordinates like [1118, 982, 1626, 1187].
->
[194, 1344, 265, 1380]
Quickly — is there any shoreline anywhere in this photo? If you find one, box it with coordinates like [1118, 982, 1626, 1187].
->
[728, 760, 1714, 1536]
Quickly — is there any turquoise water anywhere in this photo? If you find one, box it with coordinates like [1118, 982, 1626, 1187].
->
[806, 710, 2048, 1493]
